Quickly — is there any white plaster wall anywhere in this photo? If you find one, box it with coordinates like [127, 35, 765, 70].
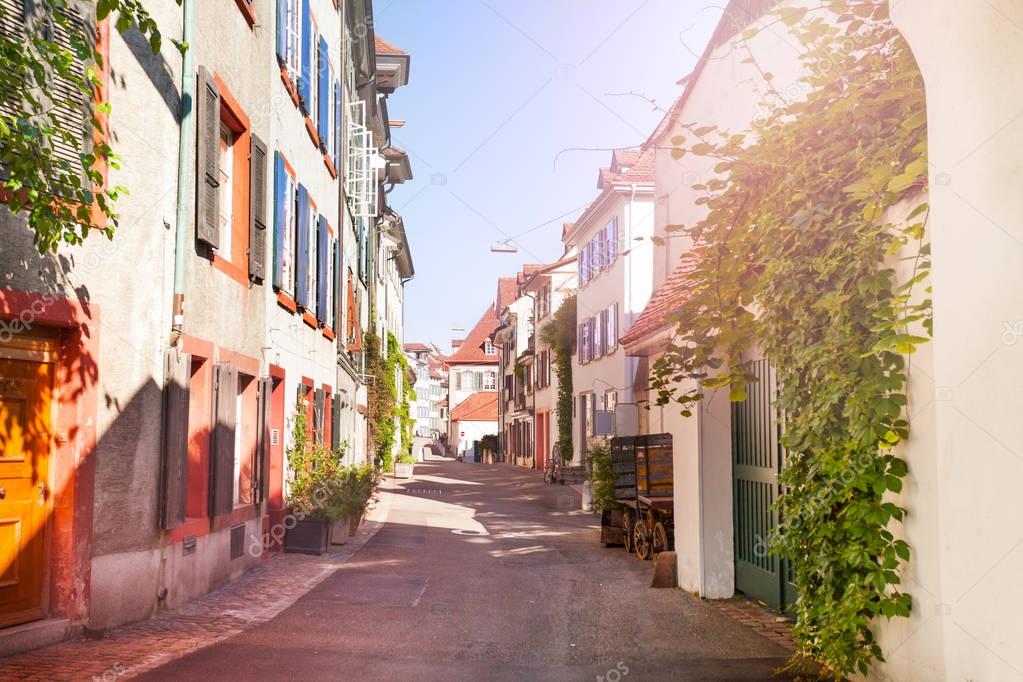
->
[652, 4, 807, 291]
[454, 420, 498, 456]
[570, 194, 654, 461]
[883, 3, 1023, 681]
[266, 0, 344, 456]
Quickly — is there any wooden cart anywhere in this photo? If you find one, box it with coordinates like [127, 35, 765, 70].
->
[611, 434, 674, 561]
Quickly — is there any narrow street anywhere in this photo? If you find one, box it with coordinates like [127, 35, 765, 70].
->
[130, 449, 794, 682]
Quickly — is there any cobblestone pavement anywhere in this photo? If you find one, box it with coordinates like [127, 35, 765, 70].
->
[0, 491, 394, 682]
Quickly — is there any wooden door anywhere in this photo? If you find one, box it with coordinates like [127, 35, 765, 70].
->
[0, 355, 54, 628]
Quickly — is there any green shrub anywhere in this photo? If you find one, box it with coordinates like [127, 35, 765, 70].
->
[588, 439, 619, 513]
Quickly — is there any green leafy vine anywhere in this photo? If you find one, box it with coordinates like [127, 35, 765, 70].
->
[649, 2, 929, 677]
[540, 293, 577, 462]
[366, 331, 413, 470]
[1, 0, 181, 253]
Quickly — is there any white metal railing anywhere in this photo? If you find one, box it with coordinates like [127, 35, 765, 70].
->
[346, 100, 377, 218]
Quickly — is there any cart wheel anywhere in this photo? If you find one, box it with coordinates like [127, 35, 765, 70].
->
[652, 522, 669, 556]
[634, 520, 652, 561]
[622, 510, 635, 554]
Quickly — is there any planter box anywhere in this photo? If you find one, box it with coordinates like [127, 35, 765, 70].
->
[284, 516, 330, 555]
[394, 462, 414, 479]
[330, 516, 352, 546]
[349, 514, 363, 536]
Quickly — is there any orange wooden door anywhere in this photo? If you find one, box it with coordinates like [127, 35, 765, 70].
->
[0, 357, 53, 627]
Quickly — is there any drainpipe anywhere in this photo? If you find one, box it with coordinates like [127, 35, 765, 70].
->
[170, 0, 196, 347]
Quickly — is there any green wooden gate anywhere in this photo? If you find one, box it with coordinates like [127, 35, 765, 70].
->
[731, 359, 796, 612]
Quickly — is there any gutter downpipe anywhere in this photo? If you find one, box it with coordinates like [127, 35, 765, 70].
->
[171, 0, 196, 347]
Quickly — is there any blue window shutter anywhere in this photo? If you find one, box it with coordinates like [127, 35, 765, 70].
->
[275, 0, 286, 63]
[273, 152, 286, 290]
[333, 78, 342, 168]
[317, 215, 329, 320]
[299, 0, 312, 110]
[317, 37, 329, 147]
[296, 184, 310, 307]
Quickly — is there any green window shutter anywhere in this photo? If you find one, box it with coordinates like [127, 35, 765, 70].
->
[249, 134, 269, 282]
[196, 66, 221, 248]
[313, 388, 325, 444]
[210, 364, 238, 517]
[161, 349, 192, 530]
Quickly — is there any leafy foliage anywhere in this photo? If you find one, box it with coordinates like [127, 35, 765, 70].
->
[0, 0, 180, 253]
[366, 332, 413, 470]
[587, 439, 619, 513]
[650, 2, 928, 676]
[286, 399, 379, 522]
[540, 293, 577, 462]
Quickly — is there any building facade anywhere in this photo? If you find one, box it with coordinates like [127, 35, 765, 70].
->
[563, 150, 656, 465]
[445, 305, 500, 457]
[0, 0, 414, 649]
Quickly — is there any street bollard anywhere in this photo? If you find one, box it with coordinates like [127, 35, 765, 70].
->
[582, 480, 593, 512]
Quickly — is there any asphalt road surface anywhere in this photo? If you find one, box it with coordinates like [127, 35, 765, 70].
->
[140, 448, 795, 681]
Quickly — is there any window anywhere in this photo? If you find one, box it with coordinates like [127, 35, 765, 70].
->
[607, 303, 619, 350]
[305, 199, 317, 312]
[484, 340, 496, 355]
[605, 217, 619, 267]
[0, 3, 93, 178]
[218, 123, 235, 262]
[273, 152, 297, 295]
[484, 371, 496, 391]
[276, 0, 302, 85]
[604, 390, 617, 414]
[306, 26, 319, 129]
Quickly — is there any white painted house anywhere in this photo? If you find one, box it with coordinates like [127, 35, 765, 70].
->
[563, 149, 656, 464]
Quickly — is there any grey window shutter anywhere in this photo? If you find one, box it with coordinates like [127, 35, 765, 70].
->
[249, 134, 268, 282]
[331, 393, 342, 451]
[254, 377, 273, 505]
[196, 66, 221, 249]
[210, 364, 238, 517]
[161, 349, 192, 530]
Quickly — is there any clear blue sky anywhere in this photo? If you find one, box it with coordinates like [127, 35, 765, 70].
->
[374, 0, 721, 351]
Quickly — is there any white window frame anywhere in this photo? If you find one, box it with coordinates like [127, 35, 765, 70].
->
[281, 172, 297, 296]
[218, 122, 235, 262]
[285, 0, 301, 84]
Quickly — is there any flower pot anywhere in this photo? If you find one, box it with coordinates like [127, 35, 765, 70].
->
[284, 515, 330, 555]
[349, 513, 363, 536]
[394, 462, 414, 479]
[330, 516, 352, 546]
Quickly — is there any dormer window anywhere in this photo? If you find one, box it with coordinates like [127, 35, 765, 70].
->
[484, 340, 496, 355]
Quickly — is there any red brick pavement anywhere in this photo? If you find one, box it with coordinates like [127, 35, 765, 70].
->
[706, 595, 797, 651]
[0, 491, 394, 682]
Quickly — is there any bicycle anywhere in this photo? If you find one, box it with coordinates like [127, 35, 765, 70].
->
[544, 444, 563, 484]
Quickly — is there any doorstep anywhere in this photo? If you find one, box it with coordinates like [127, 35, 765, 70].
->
[0, 619, 74, 658]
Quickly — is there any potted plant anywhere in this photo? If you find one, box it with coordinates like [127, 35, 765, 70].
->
[329, 462, 379, 544]
[589, 439, 627, 547]
[284, 404, 346, 555]
[394, 450, 416, 479]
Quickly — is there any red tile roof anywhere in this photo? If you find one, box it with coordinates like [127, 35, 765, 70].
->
[597, 146, 655, 189]
[447, 304, 500, 365]
[496, 278, 518, 312]
[621, 257, 702, 350]
[450, 391, 498, 422]
[375, 36, 407, 56]
[404, 342, 431, 353]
